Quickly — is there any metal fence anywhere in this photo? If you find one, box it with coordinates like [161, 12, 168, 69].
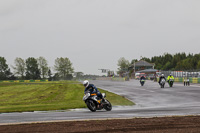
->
[160, 70, 200, 78]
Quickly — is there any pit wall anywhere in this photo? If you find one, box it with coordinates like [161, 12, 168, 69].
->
[154, 77, 200, 83]
[0, 80, 48, 83]
[96, 77, 126, 81]
[110, 77, 200, 83]
[174, 77, 200, 83]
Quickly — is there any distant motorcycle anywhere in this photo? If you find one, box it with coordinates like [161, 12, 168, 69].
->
[160, 78, 165, 88]
[168, 78, 174, 87]
[140, 79, 145, 86]
[83, 91, 112, 112]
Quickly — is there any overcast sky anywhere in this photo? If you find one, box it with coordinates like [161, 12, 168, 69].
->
[0, 0, 200, 75]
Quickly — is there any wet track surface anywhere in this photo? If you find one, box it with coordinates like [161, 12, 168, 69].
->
[0, 80, 200, 125]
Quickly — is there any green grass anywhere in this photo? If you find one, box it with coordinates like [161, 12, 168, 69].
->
[0, 81, 134, 113]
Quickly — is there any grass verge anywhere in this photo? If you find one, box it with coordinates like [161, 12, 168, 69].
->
[0, 81, 134, 113]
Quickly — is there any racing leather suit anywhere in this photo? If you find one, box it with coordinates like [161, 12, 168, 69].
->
[84, 84, 102, 99]
[158, 76, 166, 84]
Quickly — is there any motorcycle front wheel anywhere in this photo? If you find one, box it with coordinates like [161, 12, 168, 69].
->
[86, 100, 96, 112]
[103, 99, 112, 111]
[169, 82, 173, 87]
[161, 84, 165, 88]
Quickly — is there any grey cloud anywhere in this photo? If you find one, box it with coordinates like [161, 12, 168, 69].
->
[0, 0, 200, 75]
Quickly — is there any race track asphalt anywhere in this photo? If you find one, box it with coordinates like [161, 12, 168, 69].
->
[0, 79, 200, 125]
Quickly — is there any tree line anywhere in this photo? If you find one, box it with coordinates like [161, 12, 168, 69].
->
[117, 52, 200, 74]
[0, 56, 74, 80]
[142, 53, 200, 71]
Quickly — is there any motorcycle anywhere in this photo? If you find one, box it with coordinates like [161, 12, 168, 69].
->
[168, 78, 174, 87]
[140, 79, 145, 86]
[160, 78, 165, 88]
[83, 91, 112, 112]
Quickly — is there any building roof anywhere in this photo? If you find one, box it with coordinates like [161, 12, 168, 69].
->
[136, 69, 158, 73]
[134, 60, 154, 67]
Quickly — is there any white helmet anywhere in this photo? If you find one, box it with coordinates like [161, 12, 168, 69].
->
[161, 74, 164, 77]
[83, 80, 89, 88]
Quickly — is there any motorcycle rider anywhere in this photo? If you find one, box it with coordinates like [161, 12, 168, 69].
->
[140, 75, 146, 84]
[167, 74, 174, 85]
[158, 74, 166, 85]
[167, 74, 174, 80]
[83, 80, 103, 100]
